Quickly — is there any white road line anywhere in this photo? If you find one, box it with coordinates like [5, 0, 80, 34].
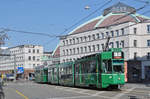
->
[112, 87, 135, 99]
[56, 87, 110, 99]
[92, 91, 105, 96]
[46, 95, 94, 99]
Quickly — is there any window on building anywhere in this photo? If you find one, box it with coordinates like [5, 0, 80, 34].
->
[84, 36, 87, 42]
[66, 59, 68, 62]
[28, 49, 31, 53]
[102, 33, 104, 39]
[110, 42, 114, 48]
[92, 34, 95, 40]
[111, 31, 114, 37]
[80, 47, 83, 53]
[134, 28, 137, 34]
[116, 41, 119, 48]
[63, 50, 65, 55]
[63, 40, 65, 45]
[80, 37, 83, 42]
[37, 58, 40, 61]
[147, 52, 150, 60]
[28, 56, 31, 61]
[88, 35, 91, 41]
[73, 48, 75, 54]
[84, 46, 87, 53]
[77, 48, 79, 54]
[76, 38, 79, 43]
[88, 46, 91, 52]
[101, 44, 104, 50]
[33, 56, 35, 61]
[37, 49, 39, 53]
[147, 25, 150, 33]
[92, 45, 95, 52]
[121, 40, 125, 48]
[70, 39, 72, 44]
[116, 30, 119, 36]
[97, 44, 100, 51]
[121, 28, 124, 35]
[33, 49, 35, 53]
[106, 32, 109, 36]
[134, 52, 137, 60]
[66, 49, 69, 55]
[96, 33, 100, 39]
[134, 40, 137, 47]
[70, 49, 72, 55]
[147, 40, 150, 46]
[70, 58, 72, 61]
[33, 64, 35, 67]
[66, 40, 68, 45]
[73, 38, 75, 44]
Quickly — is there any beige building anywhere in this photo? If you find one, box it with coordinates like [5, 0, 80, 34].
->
[59, 2, 150, 82]
[0, 45, 43, 78]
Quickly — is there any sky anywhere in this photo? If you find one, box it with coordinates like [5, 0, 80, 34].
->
[0, 0, 150, 52]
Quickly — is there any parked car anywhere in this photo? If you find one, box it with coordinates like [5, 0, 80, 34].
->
[6, 74, 15, 81]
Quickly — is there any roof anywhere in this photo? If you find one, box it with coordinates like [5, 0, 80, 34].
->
[70, 13, 150, 34]
[52, 44, 60, 58]
[69, 2, 150, 34]
[103, 2, 136, 16]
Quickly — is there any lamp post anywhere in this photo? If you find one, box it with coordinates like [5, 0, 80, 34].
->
[13, 54, 16, 82]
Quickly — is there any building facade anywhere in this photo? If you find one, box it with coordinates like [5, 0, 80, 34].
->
[0, 45, 43, 78]
[41, 52, 53, 66]
[59, 2, 150, 82]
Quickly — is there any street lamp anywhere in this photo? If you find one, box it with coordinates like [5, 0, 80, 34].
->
[85, 5, 90, 10]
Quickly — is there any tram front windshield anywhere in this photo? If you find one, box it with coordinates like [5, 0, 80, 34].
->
[113, 65, 123, 73]
[102, 60, 124, 73]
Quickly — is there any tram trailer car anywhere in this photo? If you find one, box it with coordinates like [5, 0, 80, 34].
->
[34, 66, 48, 83]
[35, 48, 125, 89]
[48, 64, 59, 84]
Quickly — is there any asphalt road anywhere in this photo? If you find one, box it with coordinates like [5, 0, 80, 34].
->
[3, 81, 150, 99]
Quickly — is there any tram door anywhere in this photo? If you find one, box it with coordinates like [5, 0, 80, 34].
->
[145, 66, 150, 81]
[75, 63, 80, 85]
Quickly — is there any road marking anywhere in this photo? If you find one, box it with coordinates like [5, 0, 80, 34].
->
[46, 95, 94, 99]
[112, 87, 135, 99]
[92, 91, 105, 96]
[16, 90, 29, 99]
[56, 87, 110, 99]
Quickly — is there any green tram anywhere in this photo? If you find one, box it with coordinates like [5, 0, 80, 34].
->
[35, 48, 125, 89]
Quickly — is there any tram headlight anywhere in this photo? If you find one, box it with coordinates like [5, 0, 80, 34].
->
[118, 78, 121, 80]
[109, 76, 112, 79]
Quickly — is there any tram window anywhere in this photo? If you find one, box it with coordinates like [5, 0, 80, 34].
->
[81, 60, 96, 73]
[89, 61, 96, 73]
[75, 64, 80, 74]
[102, 60, 112, 73]
[113, 65, 123, 73]
[81, 62, 87, 73]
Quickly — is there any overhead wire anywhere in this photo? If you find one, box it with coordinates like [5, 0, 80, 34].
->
[1, 0, 150, 50]
[42, 0, 113, 47]
[64, 1, 150, 41]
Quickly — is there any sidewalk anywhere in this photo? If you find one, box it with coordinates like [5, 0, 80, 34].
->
[123, 82, 150, 89]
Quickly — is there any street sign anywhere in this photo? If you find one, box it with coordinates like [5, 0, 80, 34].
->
[17, 67, 24, 74]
